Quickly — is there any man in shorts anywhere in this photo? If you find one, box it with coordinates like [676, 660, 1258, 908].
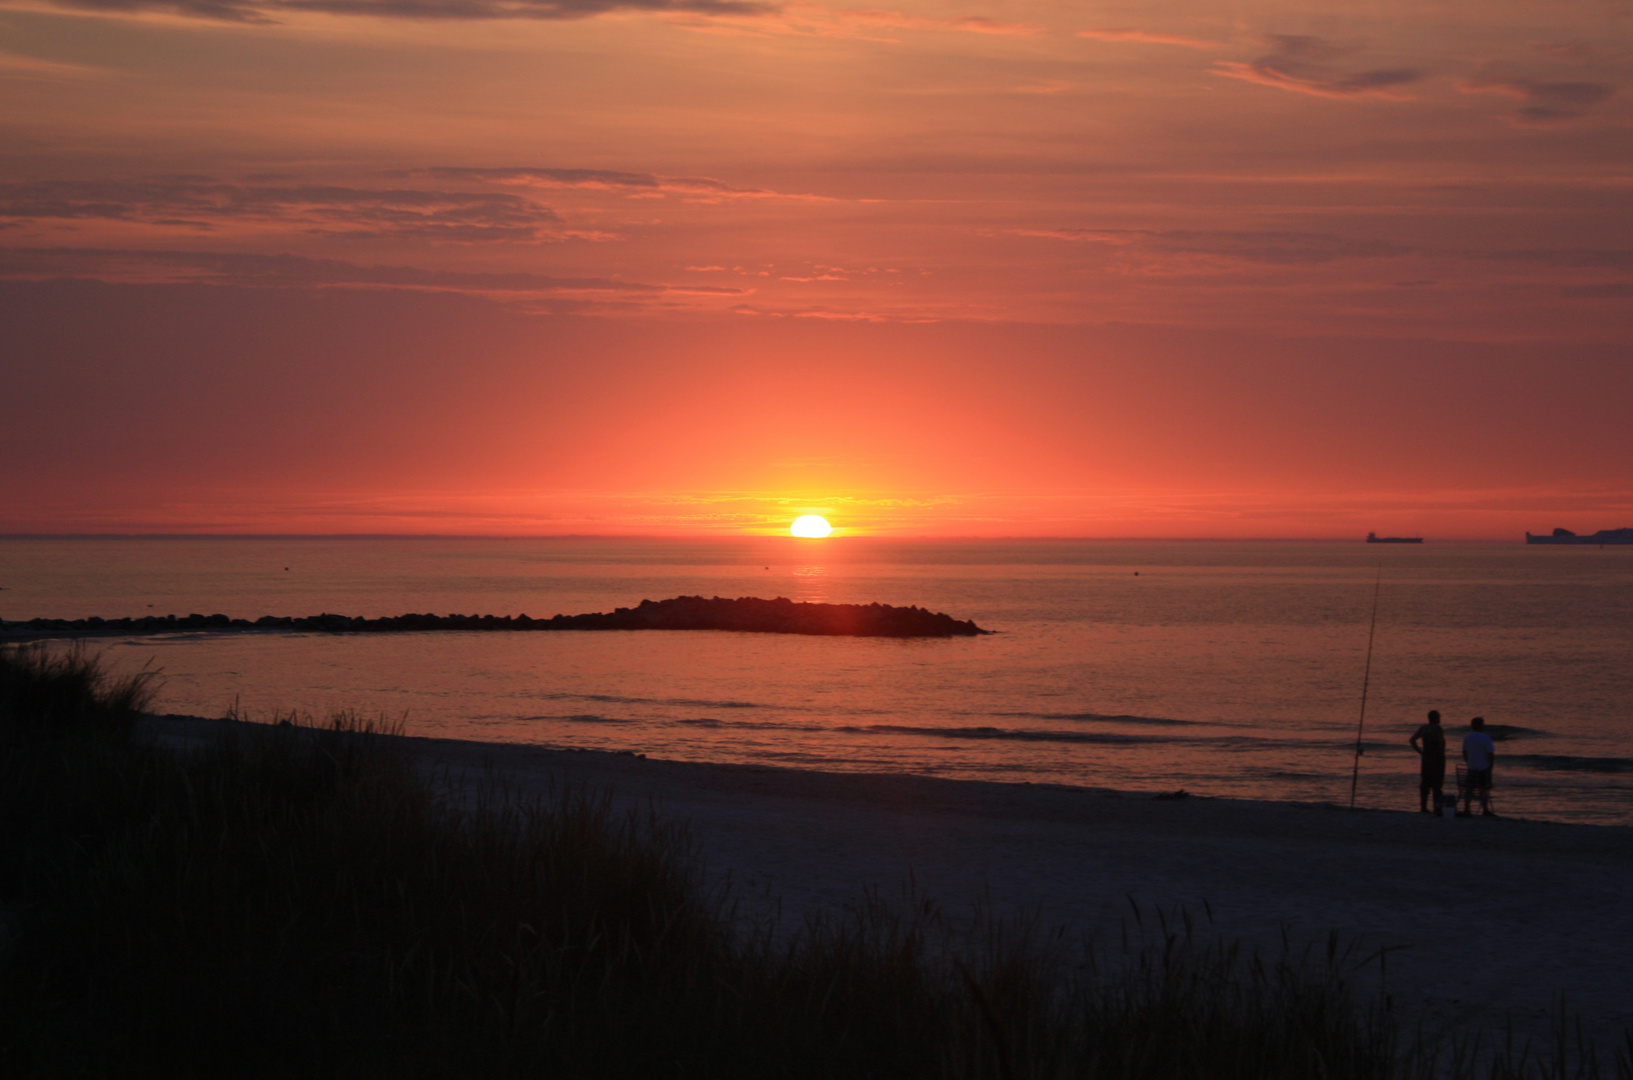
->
[1462, 716, 1497, 817]
[1409, 710, 1447, 814]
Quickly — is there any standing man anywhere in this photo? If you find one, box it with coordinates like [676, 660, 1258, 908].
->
[1409, 710, 1447, 814]
[1462, 716, 1497, 817]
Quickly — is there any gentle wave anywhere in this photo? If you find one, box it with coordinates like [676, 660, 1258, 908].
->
[840, 724, 1168, 745]
[991, 711, 1196, 727]
[477, 713, 635, 724]
[671, 716, 820, 732]
[1484, 724, 1547, 742]
[508, 712, 1336, 751]
[534, 691, 764, 710]
[1508, 754, 1633, 774]
[676, 717, 1165, 745]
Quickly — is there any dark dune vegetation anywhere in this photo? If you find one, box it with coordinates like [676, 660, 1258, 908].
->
[2, 644, 1624, 1079]
[0, 594, 990, 640]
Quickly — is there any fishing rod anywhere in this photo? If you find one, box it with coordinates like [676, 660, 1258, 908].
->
[1348, 565, 1384, 809]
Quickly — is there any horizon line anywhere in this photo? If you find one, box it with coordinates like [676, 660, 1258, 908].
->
[0, 532, 1541, 543]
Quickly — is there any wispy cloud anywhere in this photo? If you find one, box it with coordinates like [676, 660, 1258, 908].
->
[418, 166, 834, 202]
[943, 15, 1039, 36]
[1010, 227, 1412, 265]
[1010, 228, 1139, 245]
[42, 0, 1037, 36]
[1532, 41, 1601, 64]
[0, 48, 110, 80]
[1561, 283, 1633, 299]
[1076, 28, 1218, 49]
[1213, 35, 1422, 100]
[1469, 247, 1633, 271]
[727, 301, 937, 322]
[45, 0, 774, 24]
[0, 246, 753, 300]
[0, 177, 568, 242]
[1459, 70, 1616, 126]
[663, 4, 1041, 42]
[1012, 79, 1073, 96]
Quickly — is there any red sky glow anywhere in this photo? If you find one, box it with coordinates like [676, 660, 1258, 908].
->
[2, 0, 1630, 537]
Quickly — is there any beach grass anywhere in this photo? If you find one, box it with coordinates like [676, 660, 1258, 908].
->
[1, 643, 1625, 1079]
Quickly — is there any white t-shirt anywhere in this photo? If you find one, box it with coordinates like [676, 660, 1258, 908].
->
[1463, 731, 1496, 771]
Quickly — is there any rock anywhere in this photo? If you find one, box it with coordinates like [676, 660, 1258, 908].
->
[5, 597, 991, 639]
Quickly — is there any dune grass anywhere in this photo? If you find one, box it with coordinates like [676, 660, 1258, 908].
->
[1, 643, 1625, 1079]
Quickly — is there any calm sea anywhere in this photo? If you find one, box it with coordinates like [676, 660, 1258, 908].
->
[3, 537, 1630, 825]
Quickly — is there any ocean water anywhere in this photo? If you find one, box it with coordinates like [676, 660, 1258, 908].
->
[3, 536, 1630, 826]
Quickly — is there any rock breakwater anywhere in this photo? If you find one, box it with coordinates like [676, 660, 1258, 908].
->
[1, 595, 990, 640]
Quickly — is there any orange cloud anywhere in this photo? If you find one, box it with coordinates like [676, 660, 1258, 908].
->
[944, 15, 1040, 36]
[1076, 28, 1219, 49]
[421, 167, 835, 203]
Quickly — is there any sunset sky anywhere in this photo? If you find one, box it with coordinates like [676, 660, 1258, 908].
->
[3, 0, 1630, 537]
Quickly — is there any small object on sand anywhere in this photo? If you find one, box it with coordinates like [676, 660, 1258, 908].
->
[1155, 789, 1189, 800]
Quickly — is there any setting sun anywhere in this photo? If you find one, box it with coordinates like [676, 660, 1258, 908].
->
[790, 515, 833, 538]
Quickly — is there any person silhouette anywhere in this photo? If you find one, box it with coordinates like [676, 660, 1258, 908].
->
[1409, 710, 1447, 814]
[1462, 716, 1497, 817]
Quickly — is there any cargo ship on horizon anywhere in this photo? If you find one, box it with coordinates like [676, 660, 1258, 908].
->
[1526, 528, 1633, 545]
[1366, 532, 1423, 544]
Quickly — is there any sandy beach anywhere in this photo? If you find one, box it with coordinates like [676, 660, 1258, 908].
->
[151, 716, 1633, 1057]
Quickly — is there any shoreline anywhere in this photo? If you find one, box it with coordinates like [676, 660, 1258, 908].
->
[147, 714, 1633, 1056]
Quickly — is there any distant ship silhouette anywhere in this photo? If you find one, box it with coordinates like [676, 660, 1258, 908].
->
[1525, 527, 1633, 545]
[1366, 532, 1422, 544]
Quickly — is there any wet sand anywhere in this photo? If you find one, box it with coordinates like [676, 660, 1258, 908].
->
[151, 716, 1633, 1055]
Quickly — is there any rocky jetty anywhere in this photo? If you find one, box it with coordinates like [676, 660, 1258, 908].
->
[0, 596, 990, 640]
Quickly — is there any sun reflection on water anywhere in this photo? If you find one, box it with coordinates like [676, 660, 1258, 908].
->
[790, 564, 830, 603]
